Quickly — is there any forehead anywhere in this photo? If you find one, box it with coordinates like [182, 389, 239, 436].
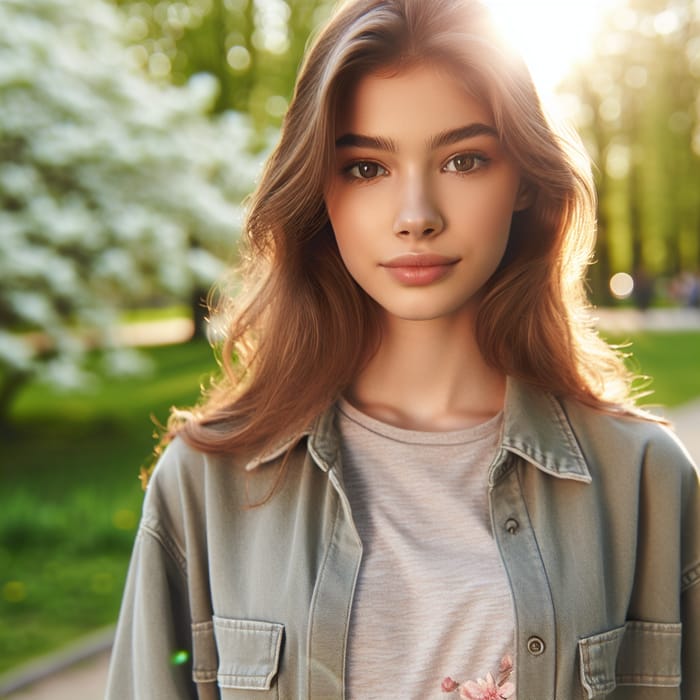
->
[335, 63, 494, 138]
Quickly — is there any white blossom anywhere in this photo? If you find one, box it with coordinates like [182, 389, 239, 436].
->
[0, 0, 272, 402]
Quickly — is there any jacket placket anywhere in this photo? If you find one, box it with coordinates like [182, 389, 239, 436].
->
[490, 450, 558, 700]
[305, 440, 363, 699]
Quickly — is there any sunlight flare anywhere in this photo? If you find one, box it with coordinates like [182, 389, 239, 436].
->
[483, 0, 623, 96]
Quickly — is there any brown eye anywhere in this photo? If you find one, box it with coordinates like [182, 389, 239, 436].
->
[444, 154, 488, 174]
[347, 161, 387, 179]
[454, 155, 475, 171]
[453, 155, 476, 172]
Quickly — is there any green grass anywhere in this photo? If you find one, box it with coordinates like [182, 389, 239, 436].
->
[0, 339, 216, 676]
[605, 331, 700, 409]
[0, 331, 698, 676]
[119, 304, 190, 324]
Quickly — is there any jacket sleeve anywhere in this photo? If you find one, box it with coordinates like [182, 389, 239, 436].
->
[681, 452, 700, 700]
[105, 514, 197, 699]
[683, 580, 699, 700]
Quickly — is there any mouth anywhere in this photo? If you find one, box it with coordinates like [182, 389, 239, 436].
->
[381, 253, 460, 268]
[380, 254, 460, 286]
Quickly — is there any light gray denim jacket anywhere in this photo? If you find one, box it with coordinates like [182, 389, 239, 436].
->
[106, 379, 700, 700]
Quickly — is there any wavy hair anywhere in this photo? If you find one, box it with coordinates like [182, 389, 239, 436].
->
[175, 0, 639, 458]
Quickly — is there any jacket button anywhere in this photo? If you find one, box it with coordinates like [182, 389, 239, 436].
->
[527, 636, 545, 656]
[505, 518, 519, 534]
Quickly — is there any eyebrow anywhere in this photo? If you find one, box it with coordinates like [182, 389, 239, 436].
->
[429, 123, 498, 149]
[334, 123, 499, 152]
[335, 133, 397, 151]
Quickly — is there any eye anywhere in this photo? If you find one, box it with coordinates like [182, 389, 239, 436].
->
[345, 161, 388, 180]
[443, 153, 488, 174]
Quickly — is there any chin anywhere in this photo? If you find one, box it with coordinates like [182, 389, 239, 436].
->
[381, 304, 476, 323]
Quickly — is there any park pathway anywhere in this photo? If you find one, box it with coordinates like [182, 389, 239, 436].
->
[2, 652, 111, 700]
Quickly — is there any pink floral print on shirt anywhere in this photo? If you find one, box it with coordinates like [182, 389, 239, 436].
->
[441, 655, 514, 699]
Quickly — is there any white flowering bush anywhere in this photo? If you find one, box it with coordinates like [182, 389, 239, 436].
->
[0, 0, 269, 418]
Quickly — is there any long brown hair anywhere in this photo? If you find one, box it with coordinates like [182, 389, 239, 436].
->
[175, 0, 639, 458]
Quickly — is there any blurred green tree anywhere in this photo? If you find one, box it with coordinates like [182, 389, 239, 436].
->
[112, 0, 334, 125]
[564, 0, 700, 303]
[0, 0, 268, 424]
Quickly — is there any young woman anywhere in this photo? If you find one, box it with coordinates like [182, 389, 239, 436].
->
[106, 0, 699, 698]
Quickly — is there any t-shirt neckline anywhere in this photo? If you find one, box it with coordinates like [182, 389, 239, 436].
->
[337, 397, 503, 447]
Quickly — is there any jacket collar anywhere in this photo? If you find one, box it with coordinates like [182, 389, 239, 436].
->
[243, 408, 338, 473]
[498, 378, 591, 483]
[246, 377, 591, 484]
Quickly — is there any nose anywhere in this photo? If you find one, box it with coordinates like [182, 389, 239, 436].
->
[393, 175, 444, 239]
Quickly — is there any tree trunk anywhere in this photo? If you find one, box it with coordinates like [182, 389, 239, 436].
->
[190, 287, 209, 340]
[0, 368, 31, 434]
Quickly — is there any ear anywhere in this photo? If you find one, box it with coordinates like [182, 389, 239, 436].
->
[514, 180, 534, 212]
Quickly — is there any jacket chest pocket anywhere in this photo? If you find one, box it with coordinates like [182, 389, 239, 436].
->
[578, 620, 682, 699]
[192, 617, 284, 698]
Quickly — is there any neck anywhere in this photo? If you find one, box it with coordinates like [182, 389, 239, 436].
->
[347, 309, 505, 431]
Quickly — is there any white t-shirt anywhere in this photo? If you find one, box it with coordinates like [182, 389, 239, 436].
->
[337, 399, 515, 699]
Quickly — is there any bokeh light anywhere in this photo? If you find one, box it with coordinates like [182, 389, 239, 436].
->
[610, 272, 635, 299]
[171, 650, 190, 666]
[227, 45, 251, 72]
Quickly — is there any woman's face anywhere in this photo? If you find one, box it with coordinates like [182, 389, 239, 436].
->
[325, 63, 529, 325]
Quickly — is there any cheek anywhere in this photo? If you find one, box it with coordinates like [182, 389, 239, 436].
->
[326, 198, 349, 247]
[327, 191, 378, 254]
[471, 183, 520, 240]
[326, 199, 357, 274]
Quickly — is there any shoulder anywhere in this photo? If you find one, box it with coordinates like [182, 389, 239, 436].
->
[139, 439, 206, 543]
[561, 396, 698, 483]
[140, 437, 244, 545]
[142, 434, 312, 535]
[147, 436, 212, 497]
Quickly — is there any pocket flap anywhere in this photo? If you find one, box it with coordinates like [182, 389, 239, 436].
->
[579, 620, 682, 698]
[191, 616, 284, 690]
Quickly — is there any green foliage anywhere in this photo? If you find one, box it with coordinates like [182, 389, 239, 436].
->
[0, 340, 215, 675]
[113, 0, 335, 128]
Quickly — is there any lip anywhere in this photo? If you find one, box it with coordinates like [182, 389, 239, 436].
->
[382, 253, 460, 268]
[380, 253, 460, 285]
